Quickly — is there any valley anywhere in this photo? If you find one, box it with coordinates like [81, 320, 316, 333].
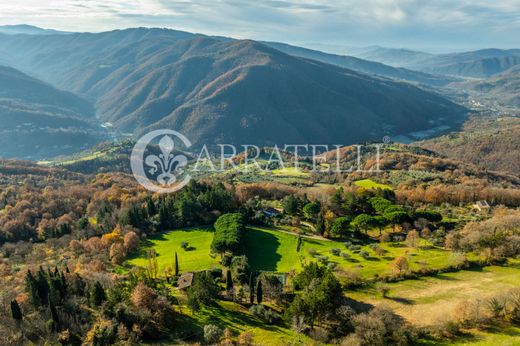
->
[0, 19, 519, 346]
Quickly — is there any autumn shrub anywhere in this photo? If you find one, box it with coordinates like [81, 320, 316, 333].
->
[203, 324, 222, 345]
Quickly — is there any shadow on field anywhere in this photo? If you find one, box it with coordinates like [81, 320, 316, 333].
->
[388, 296, 414, 305]
[433, 273, 458, 281]
[242, 228, 282, 271]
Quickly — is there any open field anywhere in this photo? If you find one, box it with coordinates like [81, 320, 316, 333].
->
[128, 226, 458, 280]
[127, 228, 220, 272]
[125, 226, 520, 345]
[354, 178, 393, 190]
[349, 260, 520, 327]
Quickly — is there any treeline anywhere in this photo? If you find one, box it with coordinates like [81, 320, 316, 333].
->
[281, 187, 442, 238]
[0, 176, 239, 245]
[397, 184, 520, 207]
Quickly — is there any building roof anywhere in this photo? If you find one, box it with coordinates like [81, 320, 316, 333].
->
[178, 272, 194, 289]
[475, 200, 490, 208]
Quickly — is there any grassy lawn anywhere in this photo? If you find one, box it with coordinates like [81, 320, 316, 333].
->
[354, 178, 393, 190]
[242, 226, 304, 272]
[449, 325, 520, 346]
[126, 227, 520, 345]
[244, 227, 453, 277]
[348, 260, 520, 327]
[300, 238, 454, 279]
[127, 228, 220, 272]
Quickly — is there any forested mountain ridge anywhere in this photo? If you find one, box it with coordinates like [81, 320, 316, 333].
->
[0, 29, 468, 148]
[0, 65, 105, 159]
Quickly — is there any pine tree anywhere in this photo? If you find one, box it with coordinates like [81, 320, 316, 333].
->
[10, 299, 23, 321]
[249, 273, 254, 305]
[256, 279, 263, 305]
[226, 270, 233, 291]
[174, 252, 179, 277]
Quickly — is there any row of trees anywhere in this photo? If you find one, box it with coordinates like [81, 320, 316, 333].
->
[282, 188, 442, 238]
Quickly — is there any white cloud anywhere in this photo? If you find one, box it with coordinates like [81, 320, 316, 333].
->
[0, 0, 519, 50]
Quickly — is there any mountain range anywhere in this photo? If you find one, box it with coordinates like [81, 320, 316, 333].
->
[263, 42, 458, 86]
[0, 24, 69, 35]
[354, 47, 520, 78]
[0, 27, 467, 151]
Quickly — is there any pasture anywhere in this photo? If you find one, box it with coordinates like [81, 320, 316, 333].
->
[127, 228, 220, 272]
[354, 178, 393, 190]
[128, 226, 456, 280]
[349, 260, 520, 327]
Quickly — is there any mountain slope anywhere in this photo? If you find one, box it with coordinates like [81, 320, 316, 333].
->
[0, 28, 467, 148]
[355, 46, 435, 68]
[264, 42, 458, 86]
[352, 47, 520, 78]
[0, 24, 69, 35]
[422, 55, 520, 78]
[91, 38, 466, 146]
[0, 28, 201, 88]
[417, 117, 520, 175]
[454, 65, 520, 109]
[0, 66, 105, 159]
[0, 65, 93, 115]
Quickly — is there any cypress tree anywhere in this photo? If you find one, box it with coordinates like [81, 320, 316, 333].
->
[60, 271, 67, 293]
[174, 252, 179, 277]
[147, 197, 157, 216]
[48, 296, 60, 331]
[73, 274, 86, 295]
[316, 212, 325, 235]
[226, 270, 233, 291]
[36, 267, 50, 306]
[90, 281, 106, 307]
[25, 270, 40, 307]
[256, 279, 263, 305]
[249, 273, 254, 305]
[10, 299, 23, 321]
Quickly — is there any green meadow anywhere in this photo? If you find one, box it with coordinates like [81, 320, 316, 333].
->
[128, 228, 220, 272]
[128, 226, 456, 280]
[354, 178, 393, 190]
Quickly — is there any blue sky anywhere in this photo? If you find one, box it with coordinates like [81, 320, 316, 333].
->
[1, 0, 519, 53]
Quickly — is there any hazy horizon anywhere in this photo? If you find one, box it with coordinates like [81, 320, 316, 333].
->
[1, 1, 520, 54]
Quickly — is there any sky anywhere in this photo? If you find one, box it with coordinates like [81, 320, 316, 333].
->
[1, 0, 519, 53]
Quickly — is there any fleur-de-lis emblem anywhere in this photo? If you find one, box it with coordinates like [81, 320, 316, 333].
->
[144, 135, 188, 186]
[131, 129, 192, 193]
